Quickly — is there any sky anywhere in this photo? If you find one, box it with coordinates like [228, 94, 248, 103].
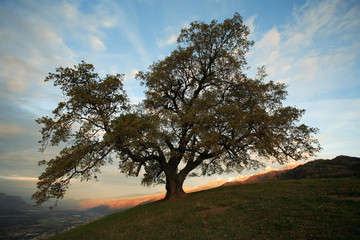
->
[0, 0, 359, 206]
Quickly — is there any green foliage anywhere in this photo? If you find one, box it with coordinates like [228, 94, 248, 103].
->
[33, 61, 129, 206]
[50, 178, 360, 240]
[33, 13, 321, 206]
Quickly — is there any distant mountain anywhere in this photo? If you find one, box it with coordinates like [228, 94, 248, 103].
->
[0, 193, 32, 214]
[223, 155, 360, 186]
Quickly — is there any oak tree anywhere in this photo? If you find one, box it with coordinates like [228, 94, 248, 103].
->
[32, 13, 320, 206]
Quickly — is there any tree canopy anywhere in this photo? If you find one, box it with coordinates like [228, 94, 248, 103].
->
[32, 13, 321, 206]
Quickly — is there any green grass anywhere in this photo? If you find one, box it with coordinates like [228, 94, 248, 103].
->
[51, 178, 360, 240]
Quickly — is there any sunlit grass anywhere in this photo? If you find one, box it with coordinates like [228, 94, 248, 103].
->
[51, 178, 360, 240]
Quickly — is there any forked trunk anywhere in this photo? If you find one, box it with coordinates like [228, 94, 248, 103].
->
[164, 175, 186, 200]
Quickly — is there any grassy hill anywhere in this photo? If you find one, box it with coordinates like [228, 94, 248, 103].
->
[278, 155, 360, 180]
[224, 155, 360, 186]
[51, 177, 360, 240]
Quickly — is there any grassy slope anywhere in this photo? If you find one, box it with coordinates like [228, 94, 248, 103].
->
[52, 178, 360, 240]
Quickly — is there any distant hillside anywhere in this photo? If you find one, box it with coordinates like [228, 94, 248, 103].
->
[0, 193, 32, 214]
[278, 155, 360, 179]
[50, 178, 360, 240]
[224, 155, 360, 186]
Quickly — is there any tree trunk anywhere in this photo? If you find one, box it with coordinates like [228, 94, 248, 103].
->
[164, 174, 186, 200]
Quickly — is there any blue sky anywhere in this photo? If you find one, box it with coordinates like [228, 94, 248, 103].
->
[0, 0, 359, 205]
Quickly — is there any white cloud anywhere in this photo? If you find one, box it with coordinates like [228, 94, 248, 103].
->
[0, 0, 126, 113]
[166, 34, 177, 45]
[249, 27, 281, 75]
[256, 27, 280, 49]
[245, 15, 257, 37]
[0, 55, 43, 93]
[124, 68, 139, 83]
[293, 55, 319, 81]
[157, 34, 177, 47]
[156, 20, 191, 49]
[247, 0, 360, 99]
[0, 2, 77, 95]
[90, 35, 107, 51]
[0, 176, 37, 182]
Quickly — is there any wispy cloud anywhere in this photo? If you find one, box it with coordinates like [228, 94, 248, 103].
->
[0, 55, 42, 94]
[245, 15, 257, 39]
[246, 0, 360, 158]
[0, 124, 23, 137]
[0, 4, 74, 96]
[0, 0, 121, 97]
[103, 2, 152, 66]
[124, 68, 139, 83]
[157, 34, 177, 47]
[90, 35, 107, 51]
[156, 20, 191, 50]
[0, 176, 38, 182]
[248, 0, 360, 99]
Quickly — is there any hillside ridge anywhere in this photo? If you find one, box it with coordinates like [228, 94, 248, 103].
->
[223, 155, 360, 186]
